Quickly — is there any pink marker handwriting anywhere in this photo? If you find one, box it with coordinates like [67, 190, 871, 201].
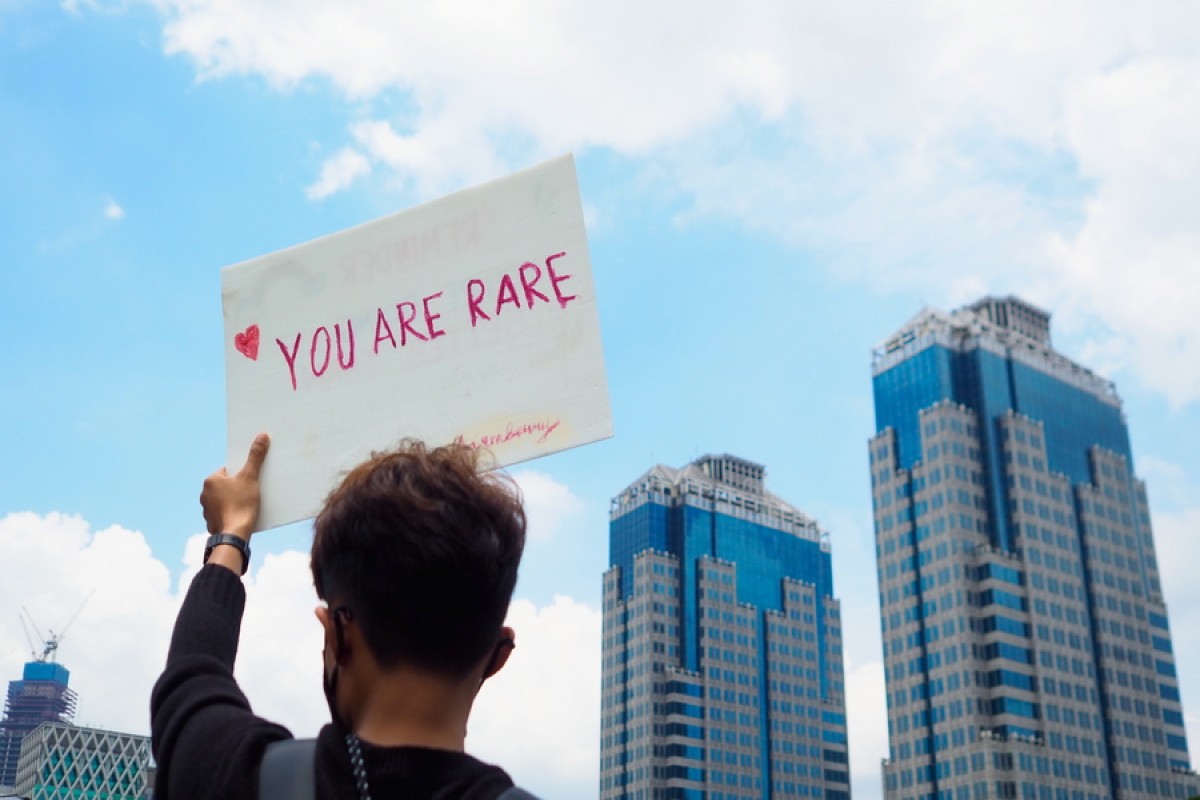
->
[276, 320, 356, 391]
[270, 251, 577, 392]
[455, 418, 562, 450]
[468, 252, 575, 327]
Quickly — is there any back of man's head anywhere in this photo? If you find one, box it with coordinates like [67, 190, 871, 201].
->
[311, 440, 526, 678]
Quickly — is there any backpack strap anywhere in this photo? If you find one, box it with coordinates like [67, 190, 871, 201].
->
[257, 736, 536, 800]
[258, 737, 317, 800]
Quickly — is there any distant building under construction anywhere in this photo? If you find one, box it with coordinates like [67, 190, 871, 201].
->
[0, 661, 77, 791]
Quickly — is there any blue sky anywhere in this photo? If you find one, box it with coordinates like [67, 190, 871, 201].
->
[2, 3, 1199, 798]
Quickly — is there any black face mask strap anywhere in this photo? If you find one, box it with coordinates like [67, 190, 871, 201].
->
[479, 636, 515, 687]
[331, 606, 353, 662]
[326, 606, 370, 800]
[324, 606, 356, 734]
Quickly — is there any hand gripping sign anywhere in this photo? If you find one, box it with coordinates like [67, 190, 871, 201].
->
[222, 155, 612, 531]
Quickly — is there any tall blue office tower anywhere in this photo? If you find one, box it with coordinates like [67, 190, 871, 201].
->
[0, 661, 78, 790]
[870, 297, 1196, 800]
[600, 454, 850, 800]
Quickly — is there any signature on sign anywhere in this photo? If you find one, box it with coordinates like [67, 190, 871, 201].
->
[455, 418, 563, 451]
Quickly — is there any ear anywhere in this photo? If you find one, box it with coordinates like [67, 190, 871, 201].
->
[482, 626, 517, 681]
[315, 606, 333, 634]
[315, 606, 338, 655]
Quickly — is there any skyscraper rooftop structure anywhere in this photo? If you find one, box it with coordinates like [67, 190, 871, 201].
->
[0, 662, 77, 791]
[601, 454, 850, 799]
[870, 296, 1196, 800]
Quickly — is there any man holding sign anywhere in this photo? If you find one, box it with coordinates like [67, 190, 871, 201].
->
[151, 155, 607, 799]
[150, 434, 537, 800]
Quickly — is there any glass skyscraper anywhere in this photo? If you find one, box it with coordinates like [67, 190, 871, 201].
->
[870, 296, 1197, 800]
[600, 454, 850, 800]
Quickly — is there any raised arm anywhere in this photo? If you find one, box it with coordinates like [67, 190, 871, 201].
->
[150, 434, 292, 800]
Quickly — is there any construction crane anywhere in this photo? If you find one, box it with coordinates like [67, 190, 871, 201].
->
[18, 591, 94, 663]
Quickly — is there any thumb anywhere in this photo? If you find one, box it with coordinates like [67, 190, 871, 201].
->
[239, 433, 270, 479]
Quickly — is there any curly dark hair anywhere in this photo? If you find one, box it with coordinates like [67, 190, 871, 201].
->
[311, 440, 526, 677]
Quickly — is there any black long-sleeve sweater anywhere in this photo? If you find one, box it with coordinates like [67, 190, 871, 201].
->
[150, 565, 516, 800]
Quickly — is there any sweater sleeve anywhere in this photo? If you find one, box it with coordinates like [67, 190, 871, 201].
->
[151, 565, 293, 800]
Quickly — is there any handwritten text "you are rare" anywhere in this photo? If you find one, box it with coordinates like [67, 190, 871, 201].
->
[259, 253, 577, 391]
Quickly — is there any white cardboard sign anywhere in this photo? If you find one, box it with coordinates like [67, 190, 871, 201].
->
[222, 154, 611, 531]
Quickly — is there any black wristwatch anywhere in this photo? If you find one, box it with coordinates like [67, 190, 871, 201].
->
[204, 533, 251, 576]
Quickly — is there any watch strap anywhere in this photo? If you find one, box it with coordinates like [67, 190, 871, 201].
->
[204, 533, 251, 576]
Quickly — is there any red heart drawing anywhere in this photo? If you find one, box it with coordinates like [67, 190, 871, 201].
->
[234, 324, 260, 360]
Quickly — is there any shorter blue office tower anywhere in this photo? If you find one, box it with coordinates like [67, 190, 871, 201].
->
[600, 454, 850, 800]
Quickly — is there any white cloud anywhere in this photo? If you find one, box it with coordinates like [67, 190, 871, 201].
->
[0, 512, 175, 733]
[0, 512, 600, 798]
[103, 197, 124, 220]
[511, 469, 585, 542]
[149, 1, 861, 194]
[132, 0, 1200, 404]
[304, 147, 371, 200]
[1045, 56, 1200, 407]
[469, 595, 601, 799]
[231, 550, 327, 734]
[845, 659, 887, 796]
